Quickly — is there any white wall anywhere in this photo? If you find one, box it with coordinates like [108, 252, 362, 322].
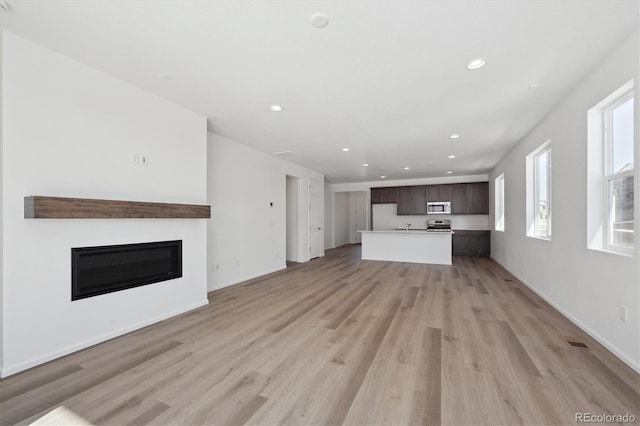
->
[285, 176, 299, 262]
[207, 133, 324, 291]
[489, 31, 640, 371]
[1, 32, 209, 377]
[334, 192, 350, 247]
[372, 204, 489, 231]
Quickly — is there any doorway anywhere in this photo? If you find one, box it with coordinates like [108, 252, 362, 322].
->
[309, 178, 323, 259]
[350, 192, 367, 243]
[333, 191, 367, 246]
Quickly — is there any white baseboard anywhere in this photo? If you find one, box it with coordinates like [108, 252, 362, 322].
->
[207, 265, 286, 292]
[0, 299, 209, 378]
[491, 256, 640, 373]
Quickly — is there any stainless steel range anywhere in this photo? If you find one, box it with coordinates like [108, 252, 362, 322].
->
[426, 219, 451, 232]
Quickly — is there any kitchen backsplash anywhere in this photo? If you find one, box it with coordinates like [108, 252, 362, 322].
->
[372, 204, 490, 230]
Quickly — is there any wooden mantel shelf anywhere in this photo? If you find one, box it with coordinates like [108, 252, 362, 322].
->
[24, 196, 211, 219]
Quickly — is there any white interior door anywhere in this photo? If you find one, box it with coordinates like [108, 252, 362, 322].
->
[309, 178, 323, 259]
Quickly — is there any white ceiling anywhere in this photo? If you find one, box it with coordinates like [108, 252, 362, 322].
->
[1, 1, 638, 183]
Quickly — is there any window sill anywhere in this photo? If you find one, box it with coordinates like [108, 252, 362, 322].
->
[527, 235, 551, 242]
[588, 247, 634, 258]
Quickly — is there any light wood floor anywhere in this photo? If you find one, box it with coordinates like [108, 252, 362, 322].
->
[1, 245, 638, 425]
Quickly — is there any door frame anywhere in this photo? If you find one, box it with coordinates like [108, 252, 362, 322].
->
[285, 175, 302, 262]
[309, 177, 324, 259]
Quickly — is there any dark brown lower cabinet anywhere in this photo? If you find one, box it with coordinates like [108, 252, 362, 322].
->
[452, 230, 490, 256]
[451, 230, 470, 256]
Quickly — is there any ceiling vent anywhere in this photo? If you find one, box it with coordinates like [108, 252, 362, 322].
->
[274, 151, 296, 158]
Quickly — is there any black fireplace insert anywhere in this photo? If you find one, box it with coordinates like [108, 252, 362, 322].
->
[72, 240, 182, 300]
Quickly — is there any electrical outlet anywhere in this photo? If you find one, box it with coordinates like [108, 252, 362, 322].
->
[620, 306, 628, 323]
[235, 260, 240, 267]
[131, 153, 140, 165]
[521, 256, 525, 265]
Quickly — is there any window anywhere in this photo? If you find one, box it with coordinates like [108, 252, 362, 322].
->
[587, 80, 634, 254]
[495, 173, 505, 231]
[605, 91, 634, 250]
[526, 141, 551, 240]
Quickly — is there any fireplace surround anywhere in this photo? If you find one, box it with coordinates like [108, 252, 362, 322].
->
[71, 240, 182, 300]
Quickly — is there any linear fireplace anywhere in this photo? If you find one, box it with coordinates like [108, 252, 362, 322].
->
[72, 240, 182, 300]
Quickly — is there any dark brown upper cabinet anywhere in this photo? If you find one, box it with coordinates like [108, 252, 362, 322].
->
[439, 185, 451, 202]
[411, 185, 427, 215]
[427, 185, 451, 202]
[372, 182, 488, 215]
[371, 187, 385, 204]
[383, 187, 398, 203]
[467, 182, 489, 214]
[371, 187, 398, 204]
[397, 186, 413, 215]
[450, 184, 468, 214]
[449, 182, 489, 214]
[397, 186, 426, 215]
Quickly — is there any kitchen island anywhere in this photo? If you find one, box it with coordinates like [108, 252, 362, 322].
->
[359, 230, 453, 265]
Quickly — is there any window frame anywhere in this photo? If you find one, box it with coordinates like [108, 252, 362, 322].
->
[603, 91, 634, 253]
[534, 145, 552, 239]
[526, 141, 552, 241]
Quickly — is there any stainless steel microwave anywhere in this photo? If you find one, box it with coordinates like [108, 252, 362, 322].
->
[427, 201, 451, 214]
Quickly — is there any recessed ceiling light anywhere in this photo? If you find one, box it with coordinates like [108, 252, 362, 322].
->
[450, 134, 460, 139]
[380, 175, 386, 179]
[269, 105, 283, 112]
[342, 148, 350, 152]
[403, 166, 410, 170]
[310, 12, 330, 28]
[363, 163, 369, 167]
[446, 171, 453, 174]
[528, 82, 545, 90]
[266, 130, 276, 134]
[448, 155, 456, 159]
[467, 58, 487, 70]
[159, 73, 173, 80]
